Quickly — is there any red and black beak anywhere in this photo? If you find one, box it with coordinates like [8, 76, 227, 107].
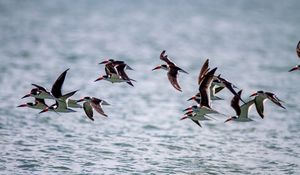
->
[99, 60, 109, 64]
[39, 108, 49, 114]
[21, 94, 31, 99]
[17, 104, 27, 107]
[187, 96, 196, 101]
[224, 117, 233, 123]
[183, 106, 192, 112]
[249, 92, 257, 97]
[180, 115, 188, 120]
[94, 76, 104, 82]
[152, 65, 161, 71]
[77, 98, 85, 102]
[289, 66, 299, 72]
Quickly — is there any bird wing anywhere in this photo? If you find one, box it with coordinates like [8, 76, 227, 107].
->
[91, 98, 107, 117]
[31, 84, 47, 91]
[218, 76, 246, 103]
[297, 41, 300, 58]
[199, 67, 217, 107]
[198, 59, 210, 85]
[214, 86, 225, 94]
[51, 68, 69, 98]
[167, 68, 182, 91]
[60, 90, 78, 101]
[231, 90, 242, 116]
[239, 99, 255, 119]
[160, 50, 175, 66]
[265, 92, 286, 109]
[115, 63, 134, 86]
[105, 62, 117, 75]
[191, 119, 202, 128]
[254, 96, 267, 119]
[83, 102, 94, 121]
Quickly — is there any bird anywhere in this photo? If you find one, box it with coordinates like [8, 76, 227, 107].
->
[77, 97, 110, 121]
[99, 59, 134, 71]
[152, 50, 188, 92]
[180, 110, 211, 128]
[184, 67, 221, 116]
[213, 75, 246, 104]
[95, 61, 135, 86]
[39, 90, 78, 113]
[224, 90, 255, 123]
[17, 98, 48, 110]
[22, 84, 54, 100]
[249, 91, 286, 119]
[289, 41, 300, 72]
[188, 59, 224, 103]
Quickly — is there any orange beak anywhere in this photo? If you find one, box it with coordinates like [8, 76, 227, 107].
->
[180, 116, 188, 120]
[152, 65, 161, 71]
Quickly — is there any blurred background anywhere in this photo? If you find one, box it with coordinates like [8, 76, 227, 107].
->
[0, 0, 299, 174]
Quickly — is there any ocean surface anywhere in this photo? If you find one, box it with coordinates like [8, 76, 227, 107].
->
[1, 0, 300, 174]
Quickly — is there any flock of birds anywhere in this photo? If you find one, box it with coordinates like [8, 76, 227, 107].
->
[18, 41, 300, 127]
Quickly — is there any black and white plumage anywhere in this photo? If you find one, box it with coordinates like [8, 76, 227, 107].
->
[77, 97, 110, 121]
[225, 90, 255, 123]
[17, 98, 48, 110]
[289, 41, 300, 72]
[152, 50, 188, 92]
[250, 91, 286, 119]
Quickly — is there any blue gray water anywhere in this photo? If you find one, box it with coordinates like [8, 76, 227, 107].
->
[1, 0, 300, 174]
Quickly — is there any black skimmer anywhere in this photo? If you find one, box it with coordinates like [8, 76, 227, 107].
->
[99, 59, 134, 71]
[39, 90, 78, 113]
[95, 61, 135, 86]
[152, 50, 188, 92]
[22, 84, 53, 100]
[184, 67, 221, 116]
[214, 75, 246, 103]
[180, 110, 211, 128]
[250, 91, 286, 119]
[77, 97, 110, 121]
[289, 41, 300, 72]
[17, 98, 48, 110]
[225, 90, 255, 123]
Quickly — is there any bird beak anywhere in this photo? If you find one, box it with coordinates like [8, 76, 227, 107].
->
[94, 76, 104, 82]
[289, 67, 299, 72]
[152, 65, 161, 71]
[249, 92, 257, 97]
[183, 107, 192, 112]
[17, 104, 27, 107]
[39, 108, 49, 114]
[180, 116, 188, 120]
[99, 60, 109, 64]
[77, 98, 84, 102]
[21, 94, 31, 99]
[224, 117, 232, 123]
[187, 96, 196, 101]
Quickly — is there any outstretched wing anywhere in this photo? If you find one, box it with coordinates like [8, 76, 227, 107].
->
[115, 63, 134, 86]
[198, 59, 210, 85]
[231, 90, 242, 116]
[31, 84, 47, 91]
[91, 98, 107, 117]
[51, 68, 69, 98]
[105, 62, 117, 75]
[199, 67, 217, 108]
[83, 102, 94, 121]
[167, 68, 182, 91]
[160, 50, 175, 66]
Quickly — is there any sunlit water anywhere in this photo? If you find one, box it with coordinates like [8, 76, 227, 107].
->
[1, 0, 300, 174]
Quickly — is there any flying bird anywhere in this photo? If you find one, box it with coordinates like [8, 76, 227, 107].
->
[77, 97, 110, 121]
[289, 41, 300, 72]
[250, 91, 286, 119]
[152, 50, 188, 91]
